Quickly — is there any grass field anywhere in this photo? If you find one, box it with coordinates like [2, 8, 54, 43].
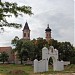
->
[0, 64, 75, 75]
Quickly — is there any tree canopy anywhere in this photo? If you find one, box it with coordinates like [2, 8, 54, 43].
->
[0, 52, 9, 64]
[12, 36, 75, 64]
[13, 39, 35, 64]
[0, 0, 33, 30]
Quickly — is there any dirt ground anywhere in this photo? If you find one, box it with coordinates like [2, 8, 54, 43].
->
[40, 73, 75, 75]
[0, 72, 75, 75]
[31, 73, 75, 75]
[50, 73, 75, 75]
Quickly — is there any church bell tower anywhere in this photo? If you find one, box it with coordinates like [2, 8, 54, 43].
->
[45, 24, 51, 42]
[23, 21, 30, 40]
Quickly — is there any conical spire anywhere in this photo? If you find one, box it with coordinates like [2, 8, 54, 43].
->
[23, 21, 30, 30]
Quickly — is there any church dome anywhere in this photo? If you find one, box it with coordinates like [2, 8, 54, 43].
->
[45, 24, 51, 32]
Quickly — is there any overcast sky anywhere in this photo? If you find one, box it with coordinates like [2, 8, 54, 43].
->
[0, 0, 74, 47]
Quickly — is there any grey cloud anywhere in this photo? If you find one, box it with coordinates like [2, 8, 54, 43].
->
[0, 0, 74, 46]
[30, 9, 74, 43]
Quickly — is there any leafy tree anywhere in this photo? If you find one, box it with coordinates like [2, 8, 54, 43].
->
[0, 0, 33, 31]
[22, 40, 35, 60]
[48, 39, 75, 63]
[48, 39, 75, 62]
[32, 38, 48, 60]
[57, 42, 74, 61]
[35, 38, 44, 60]
[18, 49, 28, 64]
[48, 39, 59, 49]
[12, 36, 75, 64]
[14, 39, 35, 64]
[0, 52, 9, 64]
[11, 36, 19, 46]
[15, 39, 23, 52]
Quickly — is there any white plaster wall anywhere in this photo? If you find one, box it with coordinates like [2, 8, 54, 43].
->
[54, 61, 64, 71]
[34, 46, 64, 73]
[48, 48, 58, 61]
[37, 60, 46, 72]
[42, 47, 48, 60]
[34, 59, 48, 73]
[34, 59, 38, 73]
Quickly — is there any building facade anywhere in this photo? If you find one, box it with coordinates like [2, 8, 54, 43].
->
[0, 47, 14, 63]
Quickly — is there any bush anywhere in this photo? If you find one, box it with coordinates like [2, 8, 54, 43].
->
[70, 57, 75, 64]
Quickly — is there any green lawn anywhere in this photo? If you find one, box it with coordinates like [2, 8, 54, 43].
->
[0, 64, 32, 75]
[0, 64, 75, 75]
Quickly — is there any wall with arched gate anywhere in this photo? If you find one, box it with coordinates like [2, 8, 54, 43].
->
[34, 46, 64, 73]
